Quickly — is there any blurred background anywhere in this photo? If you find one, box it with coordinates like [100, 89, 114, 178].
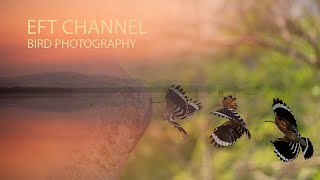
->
[1, 0, 320, 179]
[121, 0, 320, 179]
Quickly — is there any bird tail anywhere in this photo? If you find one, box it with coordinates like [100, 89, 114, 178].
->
[167, 119, 188, 139]
[300, 137, 314, 160]
[270, 139, 300, 162]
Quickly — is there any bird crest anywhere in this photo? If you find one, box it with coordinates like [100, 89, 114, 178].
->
[222, 95, 237, 110]
[210, 95, 251, 148]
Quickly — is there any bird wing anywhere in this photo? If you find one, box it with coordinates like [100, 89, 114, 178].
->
[177, 99, 202, 119]
[270, 138, 300, 162]
[272, 98, 297, 128]
[210, 121, 248, 148]
[211, 108, 251, 138]
[165, 85, 188, 117]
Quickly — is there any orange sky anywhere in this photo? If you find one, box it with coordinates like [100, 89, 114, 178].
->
[0, 0, 223, 76]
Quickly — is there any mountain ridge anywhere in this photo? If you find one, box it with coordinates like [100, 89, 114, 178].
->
[0, 72, 141, 88]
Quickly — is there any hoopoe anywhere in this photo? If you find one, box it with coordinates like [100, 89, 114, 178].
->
[266, 98, 313, 162]
[210, 95, 251, 148]
[161, 85, 202, 139]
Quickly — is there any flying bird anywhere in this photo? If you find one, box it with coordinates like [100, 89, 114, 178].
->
[161, 85, 202, 139]
[265, 98, 314, 162]
[210, 95, 251, 148]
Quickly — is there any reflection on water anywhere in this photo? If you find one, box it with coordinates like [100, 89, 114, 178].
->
[0, 93, 151, 180]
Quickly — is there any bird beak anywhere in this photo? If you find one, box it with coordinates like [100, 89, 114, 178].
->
[265, 121, 275, 123]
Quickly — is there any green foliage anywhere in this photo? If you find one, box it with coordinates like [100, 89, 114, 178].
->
[121, 49, 320, 179]
[121, 0, 320, 176]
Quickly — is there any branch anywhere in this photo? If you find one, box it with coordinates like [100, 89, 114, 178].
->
[285, 19, 320, 65]
[252, 37, 316, 65]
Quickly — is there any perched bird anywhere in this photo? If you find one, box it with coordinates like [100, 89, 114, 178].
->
[266, 98, 314, 162]
[210, 95, 251, 148]
[161, 84, 202, 139]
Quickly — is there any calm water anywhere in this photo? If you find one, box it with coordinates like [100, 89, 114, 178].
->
[0, 93, 151, 180]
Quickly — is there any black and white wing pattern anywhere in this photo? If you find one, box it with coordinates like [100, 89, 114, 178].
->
[271, 139, 300, 162]
[269, 98, 314, 162]
[165, 85, 188, 117]
[177, 99, 202, 119]
[163, 84, 202, 139]
[212, 108, 243, 122]
[301, 137, 314, 160]
[209, 121, 246, 148]
[211, 108, 251, 138]
[272, 98, 297, 128]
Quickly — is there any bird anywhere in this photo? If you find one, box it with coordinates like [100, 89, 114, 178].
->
[265, 98, 314, 162]
[160, 84, 202, 139]
[209, 95, 251, 148]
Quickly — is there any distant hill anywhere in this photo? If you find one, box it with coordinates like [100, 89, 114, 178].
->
[0, 72, 141, 88]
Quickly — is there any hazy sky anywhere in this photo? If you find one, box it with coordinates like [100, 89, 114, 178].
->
[0, 0, 222, 76]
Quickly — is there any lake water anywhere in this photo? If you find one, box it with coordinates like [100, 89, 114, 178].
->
[0, 93, 151, 180]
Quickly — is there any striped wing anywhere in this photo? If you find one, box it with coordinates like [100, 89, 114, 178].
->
[210, 121, 246, 148]
[211, 108, 251, 138]
[165, 85, 188, 117]
[301, 137, 314, 160]
[272, 98, 297, 128]
[271, 139, 300, 162]
[177, 99, 202, 119]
